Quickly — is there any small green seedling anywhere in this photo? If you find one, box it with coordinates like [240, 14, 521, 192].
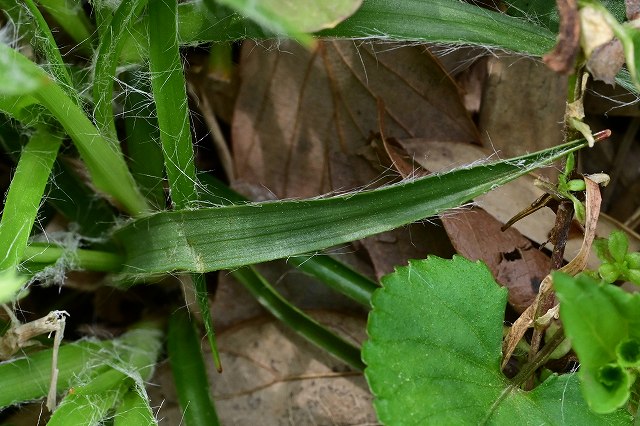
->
[593, 231, 640, 285]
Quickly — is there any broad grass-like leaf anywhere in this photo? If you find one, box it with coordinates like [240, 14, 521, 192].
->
[322, 0, 556, 55]
[115, 138, 590, 277]
[555, 272, 640, 414]
[363, 256, 630, 424]
[176, 0, 555, 55]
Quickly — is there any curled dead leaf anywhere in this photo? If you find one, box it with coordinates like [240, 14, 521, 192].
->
[502, 177, 602, 369]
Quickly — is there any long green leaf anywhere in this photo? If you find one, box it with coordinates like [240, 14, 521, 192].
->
[115, 137, 591, 277]
[175, 0, 556, 55]
[93, 0, 150, 138]
[321, 0, 556, 55]
[148, 0, 198, 209]
[0, 126, 61, 302]
[168, 310, 220, 426]
[233, 266, 365, 370]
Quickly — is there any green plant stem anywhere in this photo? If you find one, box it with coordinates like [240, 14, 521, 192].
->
[168, 310, 220, 426]
[123, 70, 166, 209]
[288, 255, 378, 306]
[512, 327, 567, 388]
[22, 0, 75, 97]
[148, 0, 198, 209]
[0, 126, 61, 271]
[47, 321, 163, 424]
[38, 0, 94, 53]
[193, 274, 222, 372]
[93, 0, 150, 138]
[232, 266, 365, 370]
[22, 243, 123, 272]
[148, 0, 221, 373]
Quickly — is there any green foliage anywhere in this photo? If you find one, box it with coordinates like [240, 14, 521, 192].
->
[364, 257, 630, 424]
[554, 272, 640, 414]
[593, 231, 640, 285]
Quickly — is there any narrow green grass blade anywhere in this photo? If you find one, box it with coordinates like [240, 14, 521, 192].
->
[148, 0, 197, 209]
[38, 0, 94, 53]
[0, 126, 61, 302]
[0, 126, 61, 271]
[114, 386, 157, 426]
[0, 123, 115, 237]
[168, 309, 220, 426]
[193, 274, 222, 372]
[0, 43, 149, 215]
[148, 0, 220, 372]
[115, 137, 591, 276]
[0, 341, 105, 408]
[288, 255, 378, 307]
[93, 0, 150, 138]
[123, 71, 166, 209]
[22, 0, 75, 99]
[233, 266, 365, 370]
[320, 0, 556, 55]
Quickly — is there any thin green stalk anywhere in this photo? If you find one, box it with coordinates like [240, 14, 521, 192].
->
[0, 126, 61, 271]
[0, 126, 61, 302]
[0, 43, 149, 215]
[148, 0, 220, 373]
[21, 243, 123, 272]
[233, 266, 365, 370]
[123, 70, 166, 209]
[148, 0, 197, 208]
[0, 125, 116, 237]
[168, 310, 220, 426]
[288, 255, 378, 307]
[93, 0, 150, 138]
[38, 0, 94, 53]
[22, 0, 75, 99]
[193, 274, 222, 372]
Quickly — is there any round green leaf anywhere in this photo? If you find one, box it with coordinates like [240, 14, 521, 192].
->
[555, 272, 640, 413]
[364, 257, 629, 424]
[625, 252, 640, 270]
[608, 231, 629, 264]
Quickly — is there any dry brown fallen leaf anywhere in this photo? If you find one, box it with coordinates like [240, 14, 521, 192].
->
[441, 207, 550, 313]
[232, 40, 479, 199]
[477, 55, 566, 177]
[148, 312, 376, 425]
[501, 177, 602, 369]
